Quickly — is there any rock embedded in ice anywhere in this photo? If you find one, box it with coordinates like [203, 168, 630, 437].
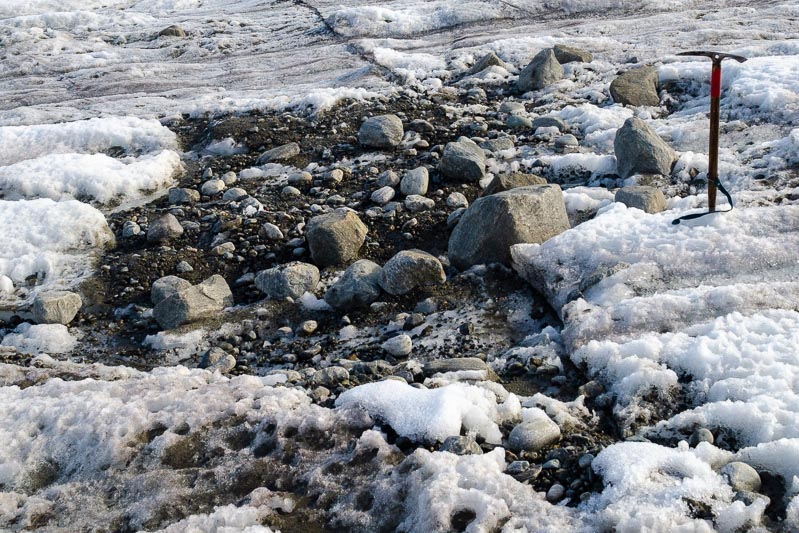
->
[614, 117, 678, 178]
[554, 134, 579, 153]
[615, 185, 667, 213]
[468, 51, 511, 75]
[32, 291, 82, 325]
[198, 347, 236, 373]
[610, 66, 660, 106]
[517, 48, 563, 92]
[151, 275, 192, 305]
[482, 173, 547, 196]
[404, 194, 435, 212]
[256, 142, 301, 164]
[449, 185, 569, 270]
[306, 208, 368, 267]
[379, 249, 446, 295]
[255, 261, 320, 300]
[168, 187, 200, 205]
[312, 366, 350, 387]
[721, 462, 762, 493]
[440, 435, 483, 455]
[371, 185, 396, 205]
[324, 259, 383, 310]
[382, 334, 413, 357]
[358, 115, 404, 149]
[158, 25, 186, 38]
[553, 44, 593, 64]
[689, 428, 715, 447]
[259, 222, 284, 240]
[439, 137, 486, 182]
[201, 178, 226, 196]
[509, 409, 561, 452]
[146, 213, 184, 243]
[153, 275, 233, 330]
[400, 167, 429, 196]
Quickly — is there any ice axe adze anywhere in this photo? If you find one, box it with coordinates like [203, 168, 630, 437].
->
[672, 51, 747, 225]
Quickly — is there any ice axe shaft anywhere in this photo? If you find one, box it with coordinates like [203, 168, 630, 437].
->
[677, 51, 746, 212]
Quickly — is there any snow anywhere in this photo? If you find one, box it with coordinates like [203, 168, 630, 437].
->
[335, 380, 521, 444]
[0, 323, 78, 355]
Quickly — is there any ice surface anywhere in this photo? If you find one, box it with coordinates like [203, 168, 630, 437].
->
[0, 323, 77, 355]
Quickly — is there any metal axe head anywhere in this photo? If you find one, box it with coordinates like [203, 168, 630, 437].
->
[677, 51, 748, 64]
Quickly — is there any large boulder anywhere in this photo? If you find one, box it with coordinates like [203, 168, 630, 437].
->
[358, 115, 404, 149]
[449, 185, 569, 270]
[517, 48, 563, 92]
[324, 259, 383, 310]
[553, 44, 592, 64]
[306, 208, 368, 267]
[609, 66, 660, 106]
[255, 262, 320, 300]
[32, 291, 82, 325]
[379, 250, 446, 295]
[614, 117, 678, 178]
[439, 137, 486, 182]
[615, 185, 667, 214]
[153, 275, 233, 330]
[482, 173, 546, 196]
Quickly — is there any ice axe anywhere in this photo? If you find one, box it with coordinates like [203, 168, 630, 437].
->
[672, 51, 747, 225]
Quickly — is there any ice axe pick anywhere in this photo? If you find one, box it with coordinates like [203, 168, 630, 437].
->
[672, 51, 747, 225]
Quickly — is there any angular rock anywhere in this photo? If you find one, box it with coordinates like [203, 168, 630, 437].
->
[312, 366, 350, 388]
[32, 291, 82, 325]
[306, 208, 368, 267]
[199, 347, 236, 373]
[151, 275, 192, 305]
[153, 275, 233, 330]
[508, 409, 561, 452]
[158, 25, 186, 37]
[256, 142, 300, 164]
[255, 262, 320, 300]
[614, 117, 678, 178]
[324, 259, 383, 310]
[517, 48, 563, 92]
[468, 51, 511, 75]
[377, 170, 400, 187]
[440, 435, 483, 455]
[449, 185, 569, 269]
[483, 173, 547, 197]
[358, 115, 404, 149]
[379, 250, 446, 295]
[146, 214, 184, 243]
[553, 44, 593, 64]
[615, 185, 667, 214]
[400, 167, 429, 196]
[439, 137, 486, 182]
[610, 66, 660, 106]
[371, 186, 396, 205]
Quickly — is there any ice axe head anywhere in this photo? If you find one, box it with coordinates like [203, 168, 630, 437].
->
[677, 51, 747, 65]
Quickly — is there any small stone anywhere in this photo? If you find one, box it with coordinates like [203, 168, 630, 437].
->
[358, 115, 404, 149]
[288, 171, 313, 188]
[256, 142, 300, 164]
[400, 167, 429, 196]
[507, 115, 533, 130]
[382, 334, 413, 357]
[508, 409, 561, 452]
[371, 186, 396, 205]
[499, 101, 526, 114]
[312, 366, 350, 388]
[379, 249, 446, 295]
[324, 259, 383, 310]
[689, 428, 715, 447]
[553, 44, 593, 64]
[377, 170, 400, 187]
[439, 137, 486, 182]
[176, 261, 193, 273]
[201, 179, 226, 196]
[310, 386, 330, 403]
[169, 188, 200, 205]
[507, 461, 530, 475]
[554, 134, 579, 153]
[146, 214, 184, 243]
[281, 186, 302, 198]
[211, 242, 235, 256]
[468, 51, 510, 75]
[298, 320, 318, 336]
[254, 262, 320, 300]
[446, 192, 469, 209]
[480, 137, 515, 153]
[404, 195, 435, 212]
[517, 48, 563, 92]
[615, 185, 667, 214]
[153, 275, 233, 330]
[546, 484, 566, 503]
[158, 25, 186, 37]
[221, 171, 237, 185]
[259, 222, 284, 240]
[610, 66, 660, 107]
[440, 435, 482, 455]
[122, 220, 141, 237]
[32, 291, 82, 325]
[151, 275, 192, 305]
[222, 187, 248, 201]
[199, 347, 236, 373]
[721, 462, 762, 493]
[306, 208, 368, 267]
[578, 454, 594, 469]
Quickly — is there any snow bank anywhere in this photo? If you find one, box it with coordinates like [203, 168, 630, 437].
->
[335, 380, 520, 444]
[0, 199, 113, 306]
[0, 323, 77, 355]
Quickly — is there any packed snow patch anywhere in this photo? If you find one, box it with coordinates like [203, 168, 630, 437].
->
[0, 323, 77, 355]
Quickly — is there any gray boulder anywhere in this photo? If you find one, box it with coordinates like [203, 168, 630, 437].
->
[553, 44, 593, 64]
[614, 117, 678, 178]
[379, 250, 446, 295]
[255, 262, 320, 300]
[168, 188, 200, 205]
[147, 214, 184, 243]
[439, 137, 486, 182]
[483, 173, 547, 196]
[508, 410, 561, 452]
[615, 185, 667, 214]
[517, 48, 563, 92]
[610, 66, 660, 106]
[32, 291, 82, 325]
[151, 276, 192, 305]
[324, 259, 383, 310]
[153, 275, 233, 330]
[449, 185, 569, 270]
[358, 115, 404, 149]
[306, 208, 368, 267]
[400, 167, 429, 196]
[256, 142, 300, 164]
[722, 462, 762, 493]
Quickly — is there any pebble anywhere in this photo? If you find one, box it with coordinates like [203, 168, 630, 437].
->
[201, 179, 226, 196]
[371, 186, 396, 205]
[546, 484, 566, 503]
[382, 334, 413, 357]
[446, 192, 469, 208]
[404, 195, 435, 212]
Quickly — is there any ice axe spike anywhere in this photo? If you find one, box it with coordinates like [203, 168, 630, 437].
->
[672, 51, 747, 225]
